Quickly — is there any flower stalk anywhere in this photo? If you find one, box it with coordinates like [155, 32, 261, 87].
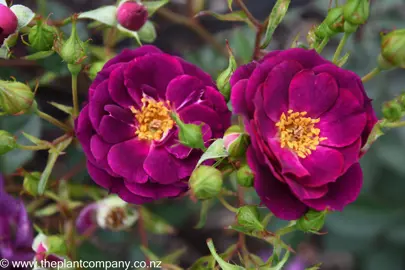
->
[361, 67, 381, 82]
[333, 32, 350, 63]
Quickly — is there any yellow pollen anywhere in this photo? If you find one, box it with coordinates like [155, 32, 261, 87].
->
[131, 98, 174, 141]
[275, 110, 327, 158]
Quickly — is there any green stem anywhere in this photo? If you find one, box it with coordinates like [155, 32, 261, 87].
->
[36, 110, 71, 132]
[333, 32, 350, 63]
[316, 38, 329, 53]
[17, 144, 50, 151]
[384, 121, 405, 128]
[71, 73, 79, 119]
[37, 0, 46, 17]
[361, 67, 381, 83]
[276, 223, 296, 237]
[218, 195, 238, 213]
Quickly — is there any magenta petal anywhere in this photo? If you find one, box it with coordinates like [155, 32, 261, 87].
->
[125, 54, 184, 100]
[104, 104, 134, 124]
[90, 135, 111, 161]
[107, 139, 149, 183]
[76, 203, 97, 234]
[337, 138, 362, 172]
[14, 201, 33, 248]
[361, 102, 378, 150]
[176, 57, 215, 87]
[125, 181, 186, 199]
[98, 115, 135, 144]
[319, 89, 367, 147]
[166, 75, 205, 109]
[179, 104, 224, 136]
[231, 79, 249, 116]
[112, 182, 153, 204]
[285, 178, 328, 200]
[143, 147, 180, 184]
[87, 161, 114, 189]
[303, 163, 363, 211]
[275, 48, 329, 68]
[254, 90, 277, 139]
[248, 147, 308, 220]
[230, 62, 257, 86]
[89, 80, 114, 131]
[289, 71, 339, 118]
[104, 46, 163, 69]
[108, 64, 136, 108]
[299, 146, 344, 187]
[263, 60, 304, 121]
[75, 105, 95, 163]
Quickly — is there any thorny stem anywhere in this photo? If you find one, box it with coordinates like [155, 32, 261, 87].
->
[333, 32, 350, 63]
[235, 0, 261, 28]
[361, 67, 381, 83]
[36, 110, 71, 132]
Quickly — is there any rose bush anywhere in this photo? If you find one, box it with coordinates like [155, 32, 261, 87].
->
[76, 45, 231, 204]
[231, 48, 377, 220]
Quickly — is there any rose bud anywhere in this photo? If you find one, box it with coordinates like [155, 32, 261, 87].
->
[379, 29, 405, 69]
[236, 164, 254, 188]
[29, 20, 57, 51]
[382, 101, 402, 122]
[0, 130, 17, 155]
[0, 4, 18, 45]
[236, 205, 264, 232]
[223, 125, 249, 158]
[117, 1, 148, 32]
[0, 80, 36, 115]
[190, 166, 223, 200]
[88, 61, 107, 80]
[324, 7, 345, 34]
[32, 234, 66, 262]
[296, 209, 326, 233]
[343, 0, 370, 26]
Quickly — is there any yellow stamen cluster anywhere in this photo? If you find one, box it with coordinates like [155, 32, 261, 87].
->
[131, 98, 174, 141]
[275, 110, 327, 158]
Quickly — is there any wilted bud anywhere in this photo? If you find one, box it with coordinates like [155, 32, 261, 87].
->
[171, 112, 206, 150]
[0, 4, 18, 45]
[236, 206, 264, 232]
[236, 164, 254, 188]
[296, 209, 326, 233]
[382, 101, 402, 122]
[379, 29, 405, 69]
[32, 234, 66, 262]
[189, 165, 223, 200]
[57, 15, 87, 65]
[0, 80, 36, 115]
[0, 130, 17, 155]
[324, 7, 345, 33]
[343, 0, 370, 26]
[88, 61, 107, 80]
[117, 1, 148, 31]
[96, 196, 138, 231]
[217, 43, 237, 101]
[306, 25, 319, 47]
[23, 171, 41, 196]
[28, 20, 57, 51]
[223, 125, 249, 158]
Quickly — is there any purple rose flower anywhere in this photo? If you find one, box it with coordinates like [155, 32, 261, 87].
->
[230, 48, 377, 220]
[0, 176, 34, 266]
[76, 45, 231, 204]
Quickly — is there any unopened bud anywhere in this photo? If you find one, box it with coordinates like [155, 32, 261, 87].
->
[223, 125, 249, 158]
[343, 0, 370, 26]
[0, 130, 17, 155]
[296, 209, 326, 233]
[382, 101, 402, 122]
[325, 7, 345, 33]
[217, 42, 237, 101]
[23, 171, 41, 196]
[380, 29, 405, 69]
[0, 4, 18, 45]
[0, 80, 36, 115]
[236, 164, 254, 188]
[28, 20, 57, 51]
[236, 205, 264, 232]
[88, 61, 107, 80]
[32, 234, 66, 262]
[96, 196, 138, 231]
[171, 113, 206, 150]
[190, 165, 223, 200]
[117, 1, 148, 32]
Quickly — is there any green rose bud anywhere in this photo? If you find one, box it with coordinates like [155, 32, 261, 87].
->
[236, 164, 254, 188]
[23, 171, 41, 196]
[325, 7, 345, 33]
[28, 20, 57, 51]
[189, 166, 223, 200]
[296, 209, 327, 233]
[236, 205, 264, 232]
[0, 130, 17, 155]
[0, 80, 36, 115]
[315, 22, 335, 40]
[382, 101, 402, 122]
[343, 0, 370, 26]
[380, 29, 405, 69]
[57, 15, 88, 65]
[88, 61, 107, 80]
[399, 93, 405, 110]
[216, 42, 237, 101]
[171, 112, 206, 150]
[223, 125, 249, 158]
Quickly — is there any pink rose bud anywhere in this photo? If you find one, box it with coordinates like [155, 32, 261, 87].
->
[0, 4, 18, 44]
[117, 1, 148, 31]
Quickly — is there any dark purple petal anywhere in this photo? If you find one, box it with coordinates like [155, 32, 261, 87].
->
[275, 48, 329, 68]
[179, 104, 224, 137]
[111, 182, 153, 204]
[319, 89, 367, 147]
[90, 135, 112, 161]
[303, 163, 363, 211]
[289, 71, 339, 118]
[285, 178, 328, 200]
[98, 115, 135, 144]
[248, 147, 308, 220]
[107, 139, 150, 183]
[89, 80, 114, 131]
[336, 138, 362, 172]
[231, 79, 249, 116]
[75, 105, 96, 163]
[14, 202, 33, 248]
[263, 60, 304, 121]
[104, 104, 134, 125]
[165, 75, 205, 109]
[76, 203, 97, 234]
[143, 147, 180, 184]
[360, 102, 378, 150]
[108, 64, 137, 108]
[87, 161, 114, 189]
[254, 89, 278, 139]
[125, 181, 187, 200]
[104, 46, 163, 69]
[176, 57, 215, 87]
[230, 62, 257, 87]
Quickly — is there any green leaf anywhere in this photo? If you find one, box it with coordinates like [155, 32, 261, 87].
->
[38, 137, 73, 195]
[336, 52, 350, 67]
[195, 200, 212, 229]
[260, 0, 291, 48]
[49, 102, 73, 115]
[143, 0, 169, 17]
[78, 5, 117, 26]
[117, 24, 142, 46]
[206, 239, 244, 270]
[197, 11, 254, 28]
[23, 51, 54, 60]
[10, 5, 35, 30]
[34, 203, 59, 217]
[269, 251, 290, 270]
[138, 21, 157, 43]
[0, 114, 42, 173]
[196, 139, 229, 167]
[23, 171, 41, 196]
[190, 255, 215, 270]
[161, 248, 186, 264]
[22, 132, 51, 147]
[227, 0, 233, 11]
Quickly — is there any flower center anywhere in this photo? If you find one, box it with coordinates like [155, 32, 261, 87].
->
[105, 207, 127, 231]
[275, 110, 327, 158]
[131, 98, 174, 141]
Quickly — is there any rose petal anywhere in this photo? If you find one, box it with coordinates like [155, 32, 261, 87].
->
[87, 161, 114, 189]
[104, 46, 163, 69]
[303, 163, 363, 211]
[285, 178, 328, 200]
[107, 139, 150, 183]
[289, 71, 339, 118]
[104, 104, 134, 124]
[143, 147, 180, 184]
[336, 138, 362, 172]
[176, 57, 215, 87]
[75, 105, 96, 163]
[112, 182, 153, 204]
[275, 48, 329, 68]
[98, 115, 135, 144]
[75, 203, 97, 234]
[89, 80, 114, 130]
[263, 60, 304, 121]
[166, 75, 205, 109]
[108, 64, 136, 108]
[319, 89, 367, 147]
[14, 201, 33, 248]
[248, 147, 308, 220]
[231, 79, 249, 116]
[230, 62, 257, 87]
[125, 181, 187, 199]
[360, 102, 378, 150]
[179, 104, 224, 137]
[254, 89, 278, 139]
[90, 135, 111, 161]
